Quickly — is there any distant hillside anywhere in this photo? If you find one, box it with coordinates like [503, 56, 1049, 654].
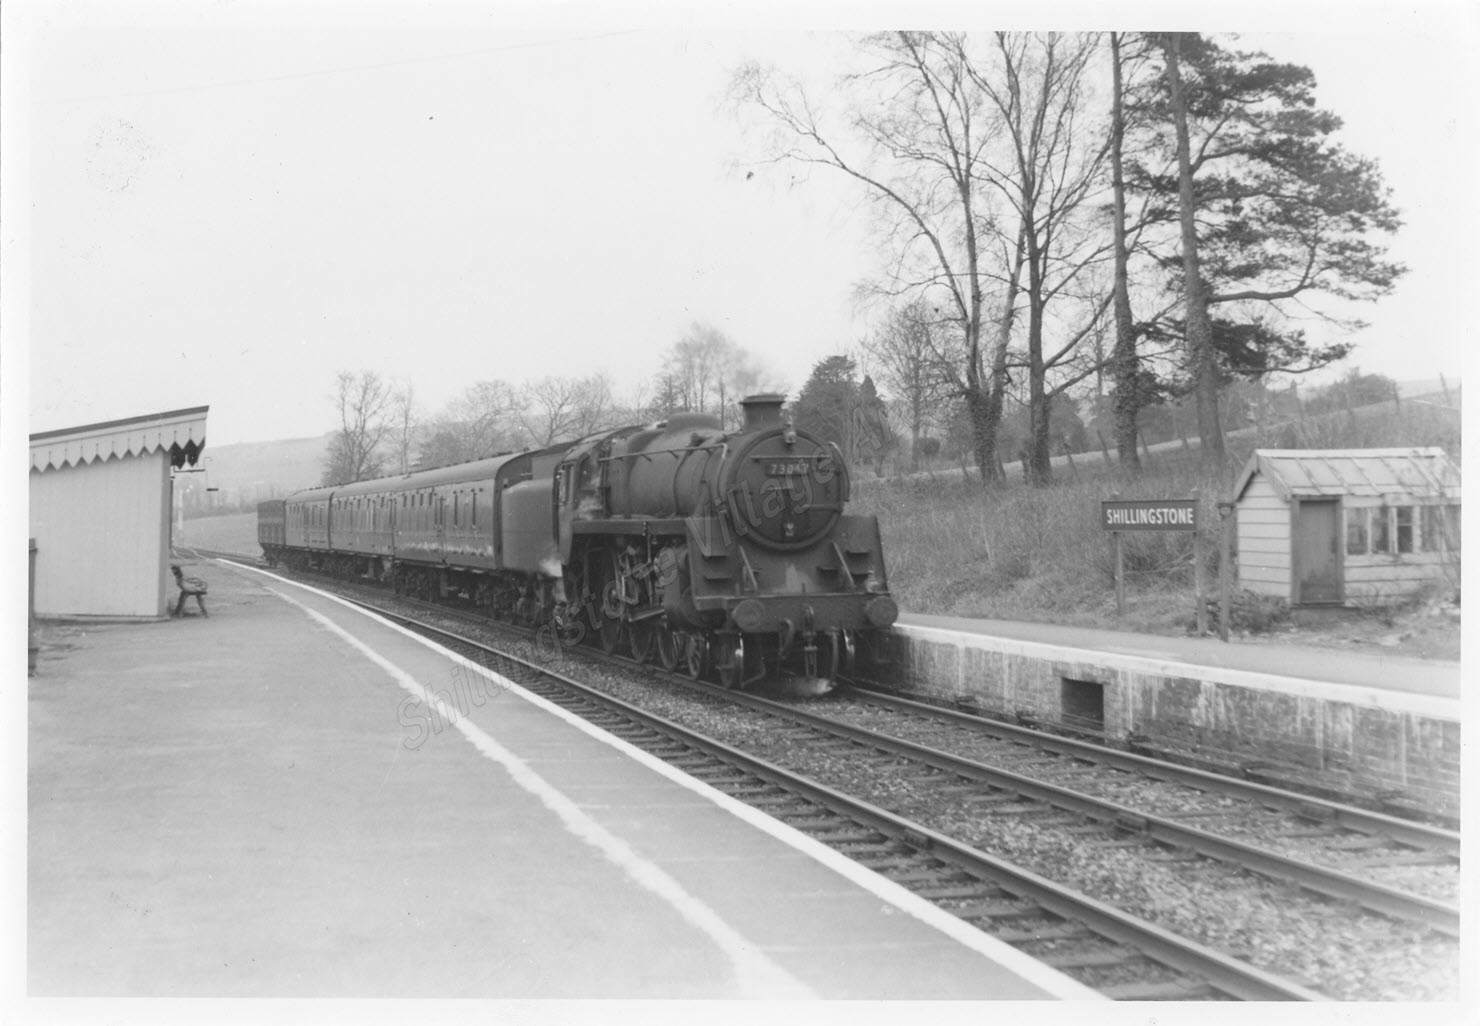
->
[1395, 378, 1461, 401]
[180, 434, 331, 514]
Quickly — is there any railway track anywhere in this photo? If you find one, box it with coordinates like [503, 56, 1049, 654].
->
[739, 685, 1461, 929]
[200, 551, 1458, 998]
[828, 687, 1459, 897]
[330, 593, 1321, 1001]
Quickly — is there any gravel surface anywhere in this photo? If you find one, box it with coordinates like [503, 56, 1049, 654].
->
[816, 698, 1461, 904]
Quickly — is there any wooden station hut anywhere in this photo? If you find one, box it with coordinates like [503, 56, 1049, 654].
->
[1230, 448, 1460, 607]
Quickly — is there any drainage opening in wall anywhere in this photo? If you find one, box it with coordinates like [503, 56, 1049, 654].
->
[1060, 677, 1105, 733]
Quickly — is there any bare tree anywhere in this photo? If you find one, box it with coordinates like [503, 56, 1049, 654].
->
[422, 378, 524, 466]
[566, 373, 621, 438]
[863, 300, 953, 469]
[646, 373, 685, 421]
[322, 370, 394, 484]
[389, 382, 418, 475]
[520, 374, 621, 445]
[658, 323, 776, 429]
[669, 322, 729, 417]
[715, 342, 772, 429]
[734, 33, 1016, 484]
[963, 32, 1113, 485]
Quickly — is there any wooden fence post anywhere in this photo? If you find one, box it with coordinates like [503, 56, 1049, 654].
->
[1218, 501, 1235, 641]
[1192, 488, 1206, 635]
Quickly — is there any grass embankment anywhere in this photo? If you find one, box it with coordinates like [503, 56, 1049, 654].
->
[855, 466, 1216, 633]
[175, 511, 260, 556]
[852, 397, 1461, 656]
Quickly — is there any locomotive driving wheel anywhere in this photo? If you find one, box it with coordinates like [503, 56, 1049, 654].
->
[599, 612, 624, 655]
[594, 547, 625, 654]
[629, 621, 655, 664]
[716, 634, 750, 690]
[656, 628, 681, 672]
[684, 634, 709, 680]
[819, 630, 856, 679]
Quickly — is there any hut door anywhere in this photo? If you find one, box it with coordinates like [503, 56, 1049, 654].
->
[1294, 499, 1341, 604]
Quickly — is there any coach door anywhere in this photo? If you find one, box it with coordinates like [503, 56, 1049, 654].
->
[1293, 499, 1342, 605]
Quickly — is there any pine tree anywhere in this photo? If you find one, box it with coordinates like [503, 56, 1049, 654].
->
[1137, 33, 1405, 465]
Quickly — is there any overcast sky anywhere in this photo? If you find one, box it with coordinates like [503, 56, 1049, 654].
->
[7, 2, 1476, 446]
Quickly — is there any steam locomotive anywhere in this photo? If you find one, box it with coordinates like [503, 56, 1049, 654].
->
[258, 394, 897, 688]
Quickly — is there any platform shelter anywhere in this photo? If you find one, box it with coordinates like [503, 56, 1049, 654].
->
[29, 405, 209, 619]
[1231, 448, 1460, 607]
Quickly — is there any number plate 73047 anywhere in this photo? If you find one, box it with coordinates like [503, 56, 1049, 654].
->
[765, 460, 810, 476]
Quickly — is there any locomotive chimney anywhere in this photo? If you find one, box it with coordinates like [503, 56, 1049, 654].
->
[740, 393, 786, 432]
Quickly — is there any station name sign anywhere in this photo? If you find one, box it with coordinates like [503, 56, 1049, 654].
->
[1101, 499, 1198, 532]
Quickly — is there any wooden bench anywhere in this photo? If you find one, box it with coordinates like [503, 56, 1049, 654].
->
[171, 565, 209, 617]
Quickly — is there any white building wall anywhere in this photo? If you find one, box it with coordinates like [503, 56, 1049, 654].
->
[1343, 558, 1452, 603]
[29, 452, 171, 618]
[1235, 476, 1291, 599]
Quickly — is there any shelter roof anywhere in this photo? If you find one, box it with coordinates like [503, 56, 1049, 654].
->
[1232, 448, 1460, 503]
[30, 405, 209, 472]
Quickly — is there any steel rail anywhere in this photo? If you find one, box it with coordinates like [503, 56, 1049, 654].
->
[330, 593, 1322, 1001]
[843, 683, 1460, 854]
[699, 686, 1459, 936]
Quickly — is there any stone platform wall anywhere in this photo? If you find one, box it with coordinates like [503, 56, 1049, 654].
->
[860, 625, 1461, 821]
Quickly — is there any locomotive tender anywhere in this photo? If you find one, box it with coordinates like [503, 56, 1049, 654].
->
[258, 394, 897, 687]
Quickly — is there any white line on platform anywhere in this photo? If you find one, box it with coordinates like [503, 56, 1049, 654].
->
[267, 585, 814, 1000]
[233, 561, 1100, 1000]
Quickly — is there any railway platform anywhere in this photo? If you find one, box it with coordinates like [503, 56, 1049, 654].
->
[900, 612, 1461, 702]
[876, 611, 1460, 821]
[26, 559, 1093, 1002]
